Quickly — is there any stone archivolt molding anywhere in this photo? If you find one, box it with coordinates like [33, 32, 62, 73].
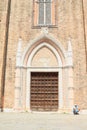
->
[15, 34, 74, 111]
[21, 34, 67, 67]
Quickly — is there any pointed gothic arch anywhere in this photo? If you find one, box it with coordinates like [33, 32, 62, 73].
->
[15, 35, 74, 112]
[24, 36, 64, 111]
[27, 42, 62, 67]
[22, 34, 66, 67]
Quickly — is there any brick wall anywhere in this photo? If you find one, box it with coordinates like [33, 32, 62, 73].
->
[0, 0, 9, 108]
[0, 0, 87, 109]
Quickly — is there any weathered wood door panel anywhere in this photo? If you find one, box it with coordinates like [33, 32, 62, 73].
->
[30, 72, 58, 111]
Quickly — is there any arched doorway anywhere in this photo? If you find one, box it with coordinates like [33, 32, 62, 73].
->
[15, 35, 74, 112]
[26, 43, 63, 111]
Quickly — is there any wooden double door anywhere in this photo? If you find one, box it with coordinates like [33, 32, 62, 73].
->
[30, 72, 58, 111]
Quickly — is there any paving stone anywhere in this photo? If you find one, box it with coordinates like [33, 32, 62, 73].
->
[0, 113, 87, 130]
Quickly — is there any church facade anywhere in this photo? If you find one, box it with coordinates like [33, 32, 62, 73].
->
[0, 0, 87, 112]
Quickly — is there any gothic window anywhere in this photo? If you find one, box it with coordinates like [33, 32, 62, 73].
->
[33, 0, 57, 27]
[39, 0, 51, 25]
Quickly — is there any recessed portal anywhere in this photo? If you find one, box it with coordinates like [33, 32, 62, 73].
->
[30, 72, 58, 111]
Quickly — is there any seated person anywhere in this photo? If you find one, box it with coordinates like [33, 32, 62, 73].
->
[73, 105, 80, 115]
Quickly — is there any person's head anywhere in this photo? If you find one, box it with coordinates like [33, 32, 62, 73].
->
[75, 104, 77, 107]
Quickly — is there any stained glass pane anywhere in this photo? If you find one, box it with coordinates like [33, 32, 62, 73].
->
[46, 2, 51, 24]
[39, 0, 44, 2]
[39, 2, 44, 24]
[45, 0, 51, 2]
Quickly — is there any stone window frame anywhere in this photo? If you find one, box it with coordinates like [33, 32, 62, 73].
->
[32, 0, 58, 28]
